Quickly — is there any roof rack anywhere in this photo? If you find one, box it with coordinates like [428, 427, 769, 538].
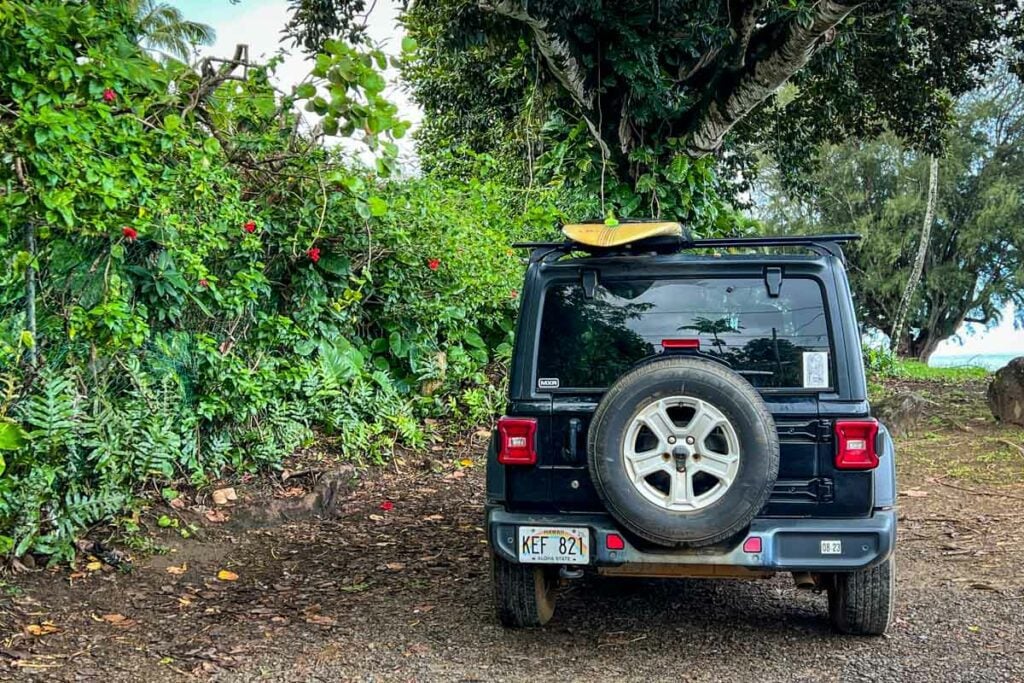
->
[513, 233, 862, 264]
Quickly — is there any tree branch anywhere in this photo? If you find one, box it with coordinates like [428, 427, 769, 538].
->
[686, 0, 868, 157]
[729, 0, 768, 69]
[479, 1, 611, 161]
[479, 1, 594, 112]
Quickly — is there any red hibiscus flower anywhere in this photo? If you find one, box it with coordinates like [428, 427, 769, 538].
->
[427, 258, 440, 271]
[379, 500, 394, 512]
[122, 226, 138, 241]
[199, 279, 209, 288]
[243, 220, 256, 233]
[307, 247, 321, 263]
[102, 88, 116, 102]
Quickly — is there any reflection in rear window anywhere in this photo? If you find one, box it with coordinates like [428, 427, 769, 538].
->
[536, 278, 831, 389]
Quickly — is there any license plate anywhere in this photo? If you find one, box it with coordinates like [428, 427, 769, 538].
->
[518, 526, 589, 565]
[820, 540, 843, 555]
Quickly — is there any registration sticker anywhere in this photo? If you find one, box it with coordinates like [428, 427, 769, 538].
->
[803, 352, 830, 388]
[820, 540, 842, 555]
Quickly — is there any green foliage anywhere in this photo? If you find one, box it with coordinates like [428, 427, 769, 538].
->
[0, 1, 554, 559]
[759, 68, 1024, 360]
[863, 346, 904, 379]
[864, 347, 989, 383]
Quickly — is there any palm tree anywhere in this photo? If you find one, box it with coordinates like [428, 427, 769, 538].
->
[131, 0, 216, 62]
[680, 317, 742, 354]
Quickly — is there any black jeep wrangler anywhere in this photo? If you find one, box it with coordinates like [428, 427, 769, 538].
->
[486, 224, 896, 635]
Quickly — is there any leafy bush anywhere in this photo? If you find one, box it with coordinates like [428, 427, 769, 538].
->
[0, 2, 556, 560]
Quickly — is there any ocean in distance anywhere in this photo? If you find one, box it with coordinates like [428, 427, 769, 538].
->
[930, 353, 1021, 371]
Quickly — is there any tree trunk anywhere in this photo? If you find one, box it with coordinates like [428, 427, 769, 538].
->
[890, 155, 938, 354]
[686, 0, 865, 156]
[25, 221, 37, 367]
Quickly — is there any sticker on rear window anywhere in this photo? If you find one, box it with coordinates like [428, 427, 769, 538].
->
[803, 352, 829, 388]
[538, 377, 560, 389]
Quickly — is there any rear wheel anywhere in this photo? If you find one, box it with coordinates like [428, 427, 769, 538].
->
[825, 557, 895, 635]
[492, 554, 556, 627]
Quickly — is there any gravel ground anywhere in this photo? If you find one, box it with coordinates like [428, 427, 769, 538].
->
[3, 381, 1024, 681]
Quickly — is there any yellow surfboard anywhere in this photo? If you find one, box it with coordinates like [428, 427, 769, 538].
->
[562, 221, 683, 247]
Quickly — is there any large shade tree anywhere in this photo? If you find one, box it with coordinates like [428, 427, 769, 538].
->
[281, 1, 1020, 224]
[756, 69, 1024, 360]
[397, 1, 1020, 220]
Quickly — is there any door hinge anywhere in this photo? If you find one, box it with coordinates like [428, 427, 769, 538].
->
[773, 477, 835, 502]
[764, 266, 783, 297]
[817, 419, 834, 442]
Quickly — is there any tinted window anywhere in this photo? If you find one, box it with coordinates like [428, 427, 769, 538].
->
[536, 278, 831, 389]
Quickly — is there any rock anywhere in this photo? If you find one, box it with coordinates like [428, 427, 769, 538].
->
[988, 357, 1024, 425]
[873, 391, 934, 437]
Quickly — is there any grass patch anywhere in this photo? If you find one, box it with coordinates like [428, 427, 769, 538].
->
[896, 360, 990, 382]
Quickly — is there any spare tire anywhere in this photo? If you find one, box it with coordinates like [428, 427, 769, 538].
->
[587, 357, 779, 547]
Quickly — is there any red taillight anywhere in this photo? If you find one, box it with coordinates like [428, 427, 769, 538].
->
[742, 536, 762, 553]
[606, 533, 626, 550]
[835, 419, 879, 470]
[497, 417, 538, 465]
[661, 338, 700, 350]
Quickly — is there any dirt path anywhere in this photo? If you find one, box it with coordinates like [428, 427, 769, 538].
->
[3, 381, 1024, 682]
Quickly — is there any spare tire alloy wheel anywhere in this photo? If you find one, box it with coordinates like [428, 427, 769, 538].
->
[625, 397, 740, 512]
[588, 358, 780, 547]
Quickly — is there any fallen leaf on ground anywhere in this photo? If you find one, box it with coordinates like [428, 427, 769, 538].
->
[217, 569, 239, 581]
[474, 429, 491, 439]
[368, 514, 384, 522]
[85, 561, 103, 571]
[424, 514, 444, 522]
[379, 500, 394, 511]
[205, 509, 229, 523]
[25, 621, 59, 636]
[212, 487, 237, 506]
[166, 563, 187, 575]
[305, 614, 336, 626]
[101, 613, 128, 624]
[458, 458, 473, 467]
[385, 562, 405, 571]
[169, 497, 186, 510]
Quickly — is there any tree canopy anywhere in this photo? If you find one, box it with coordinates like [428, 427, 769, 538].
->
[391, 0, 1022, 222]
[757, 68, 1024, 360]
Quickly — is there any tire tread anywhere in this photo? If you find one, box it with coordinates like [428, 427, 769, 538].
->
[492, 554, 555, 628]
[827, 557, 894, 636]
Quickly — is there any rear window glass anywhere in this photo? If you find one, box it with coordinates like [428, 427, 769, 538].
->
[536, 278, 831, 390]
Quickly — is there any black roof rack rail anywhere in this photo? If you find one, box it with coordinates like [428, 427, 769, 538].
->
[513, 233, 861, 264]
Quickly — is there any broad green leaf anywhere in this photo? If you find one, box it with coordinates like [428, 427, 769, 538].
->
[367, 196, 387, 217]
[0, 418, 27, 452]
[463, 331, 486, 349]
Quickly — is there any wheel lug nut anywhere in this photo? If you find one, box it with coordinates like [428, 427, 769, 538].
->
[685, 436, 695, 445]
[667, 436, 676, 444]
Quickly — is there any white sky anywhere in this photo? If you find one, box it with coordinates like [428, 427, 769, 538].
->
[171, 0, 421, 160]
[171, 0, 1024, 360]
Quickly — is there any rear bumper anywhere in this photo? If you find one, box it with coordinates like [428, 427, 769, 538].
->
[488, 507, 896, 573]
